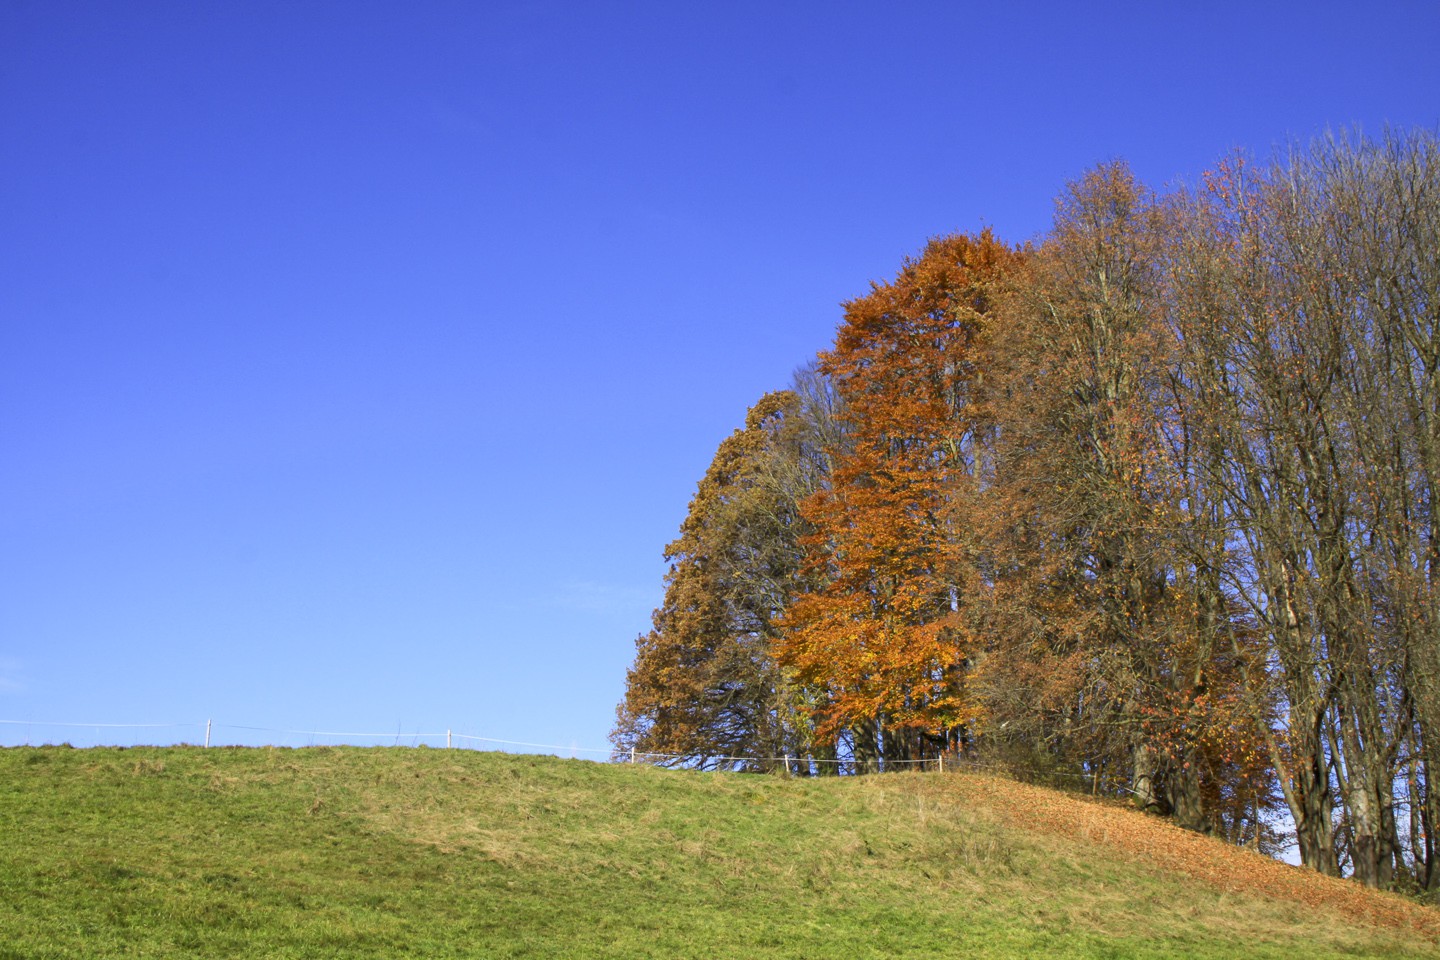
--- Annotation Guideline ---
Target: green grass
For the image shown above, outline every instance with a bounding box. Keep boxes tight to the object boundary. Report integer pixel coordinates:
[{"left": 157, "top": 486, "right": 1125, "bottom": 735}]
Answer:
[{"left": 0, "top": 746, "right": 1434, "bottom": 958}]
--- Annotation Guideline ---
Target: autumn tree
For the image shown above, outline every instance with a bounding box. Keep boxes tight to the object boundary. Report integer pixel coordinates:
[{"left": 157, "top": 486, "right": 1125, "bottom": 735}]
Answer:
[
  {"left": 612, "top": 386, "right": 835, "bottom": 770},
  {"left": 777, "top": 232, "right": 1024, "bottom": 770},
  {"left": 973, "top": 164, "right": 1273, "bottom": 836}
]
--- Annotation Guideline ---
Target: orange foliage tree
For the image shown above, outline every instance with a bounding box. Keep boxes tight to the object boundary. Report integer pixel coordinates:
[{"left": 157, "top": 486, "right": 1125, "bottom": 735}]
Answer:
[{"left": 776, "top": 232, "right": 1024, "bottom": 769}]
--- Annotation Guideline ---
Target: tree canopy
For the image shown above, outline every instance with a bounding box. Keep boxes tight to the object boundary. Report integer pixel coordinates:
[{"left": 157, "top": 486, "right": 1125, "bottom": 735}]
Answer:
[{"left": 613, "top": 129, "right": 1440, "bottom": 896}]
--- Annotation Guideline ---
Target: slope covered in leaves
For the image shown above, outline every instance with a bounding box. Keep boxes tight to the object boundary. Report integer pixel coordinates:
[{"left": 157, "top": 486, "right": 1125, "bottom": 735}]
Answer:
[
  {"left": 0, "top": 746, "right": 1434, "bottom": 959},
  {"left": 936, "top": 773, "right": 1439, "bottom": 937}
]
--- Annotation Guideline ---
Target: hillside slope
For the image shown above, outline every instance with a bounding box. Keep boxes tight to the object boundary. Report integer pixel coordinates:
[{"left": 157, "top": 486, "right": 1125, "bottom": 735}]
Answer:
[{"left": 0, "top": 746, "right": 1434, "bottom": 959}]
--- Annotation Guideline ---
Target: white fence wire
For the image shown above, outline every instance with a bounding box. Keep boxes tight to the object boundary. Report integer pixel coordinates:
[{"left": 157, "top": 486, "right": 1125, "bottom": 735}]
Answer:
[
  {"left": 0, "top": 718, "right": 956, "bottom": 772},
  {"left": 1, "top": 722, "right": 1153, "bottom": 784},
  {"left": 0, "top": 719, "right": 617, "bottom": 758}
]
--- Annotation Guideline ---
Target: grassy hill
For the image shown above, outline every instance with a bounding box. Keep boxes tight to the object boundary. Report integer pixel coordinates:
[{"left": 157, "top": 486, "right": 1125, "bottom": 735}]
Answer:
[{"left": 0, "top": 746, "right": 1435, "bottom": 959}]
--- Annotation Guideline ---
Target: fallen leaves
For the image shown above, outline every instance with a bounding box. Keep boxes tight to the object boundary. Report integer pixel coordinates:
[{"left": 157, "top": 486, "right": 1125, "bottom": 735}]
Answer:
[{"left": 943, "top": 773, "right": 1440, "bottom": 937}]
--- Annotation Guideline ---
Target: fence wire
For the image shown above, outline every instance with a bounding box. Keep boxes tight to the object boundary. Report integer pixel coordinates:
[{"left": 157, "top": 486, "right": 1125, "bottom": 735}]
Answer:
[
  {"left": 0, "top": 719, "right": 951, "bottom": 769},
  {"left": 0, "top": 719, "right": 1131, "bottom": 786}
]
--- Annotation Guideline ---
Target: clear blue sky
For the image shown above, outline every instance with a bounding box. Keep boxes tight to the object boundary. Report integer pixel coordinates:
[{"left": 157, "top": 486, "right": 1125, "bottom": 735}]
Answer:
[{"left": 3, "top": 1, "right": 1437, "bottom": 755}]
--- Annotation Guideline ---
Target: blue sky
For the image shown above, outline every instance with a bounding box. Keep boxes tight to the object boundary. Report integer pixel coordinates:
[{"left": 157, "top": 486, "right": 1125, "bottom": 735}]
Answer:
[{"left": 3, "top": 1, "right": 1438, "bottom": 755}]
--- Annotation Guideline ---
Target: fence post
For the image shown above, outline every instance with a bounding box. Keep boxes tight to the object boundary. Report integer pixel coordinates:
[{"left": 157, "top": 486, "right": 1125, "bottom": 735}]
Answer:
[
  {"left": 938, "top": 754, "right": 943, "bottom": 774},
  {"left": 784, "top": 754, "right": 792, "bottom": 776},
  {"left": 205, "top": 719, "right": 212, "bottom": 749},
  {"left": 630, "top": 746, "right": 637, "bottom": 764},
  {"left": 446, "top": 729, "right": 452, "bottom": 749}
]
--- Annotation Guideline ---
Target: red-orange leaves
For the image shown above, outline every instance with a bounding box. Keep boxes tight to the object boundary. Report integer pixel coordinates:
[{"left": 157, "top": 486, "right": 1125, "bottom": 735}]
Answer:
[{"left": 777, "top": 232, "right": 1023, "bottom": 751}]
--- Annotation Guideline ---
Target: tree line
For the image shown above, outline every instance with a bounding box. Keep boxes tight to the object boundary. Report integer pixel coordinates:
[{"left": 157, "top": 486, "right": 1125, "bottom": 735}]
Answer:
[{"left": 612, "top": 130, "right": 1440, "bottom": 895}]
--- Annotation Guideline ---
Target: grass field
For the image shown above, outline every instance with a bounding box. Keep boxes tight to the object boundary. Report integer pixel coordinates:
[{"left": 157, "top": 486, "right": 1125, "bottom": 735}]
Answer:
[{"left": 0, "top": 746, "right": 1435, "bottom": 958}]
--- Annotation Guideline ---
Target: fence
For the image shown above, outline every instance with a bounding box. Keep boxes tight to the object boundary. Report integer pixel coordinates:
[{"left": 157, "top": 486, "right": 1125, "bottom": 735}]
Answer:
[
  {"left": 0, "top": 719, "right": 970, "bottom": 773},
  {"left": 0, "top": 719, "right": 617, "bottom": 758},
  {"left": 0, "top": 719, "right": 1138, "bottom": 788},
  {"left": 0, "top": 719, "right": 1090, "bottom": 783}
]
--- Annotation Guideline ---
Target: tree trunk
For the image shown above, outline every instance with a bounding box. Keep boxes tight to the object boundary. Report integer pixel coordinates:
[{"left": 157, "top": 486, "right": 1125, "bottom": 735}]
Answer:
[{"left": 1132, "top": 742, "right": 1170, "bottom": 815}]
